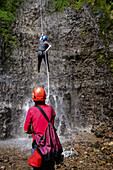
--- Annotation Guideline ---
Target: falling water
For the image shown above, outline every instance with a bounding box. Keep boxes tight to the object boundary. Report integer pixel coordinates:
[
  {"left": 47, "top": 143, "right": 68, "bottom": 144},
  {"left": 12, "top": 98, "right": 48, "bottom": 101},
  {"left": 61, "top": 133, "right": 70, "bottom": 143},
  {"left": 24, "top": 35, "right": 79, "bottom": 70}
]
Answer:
[
  {"left": 22, "top": 98, "right": 33, "bottom": 116},
  {"left": 52, "top": 95, "right": 71, "bottom": 137}
]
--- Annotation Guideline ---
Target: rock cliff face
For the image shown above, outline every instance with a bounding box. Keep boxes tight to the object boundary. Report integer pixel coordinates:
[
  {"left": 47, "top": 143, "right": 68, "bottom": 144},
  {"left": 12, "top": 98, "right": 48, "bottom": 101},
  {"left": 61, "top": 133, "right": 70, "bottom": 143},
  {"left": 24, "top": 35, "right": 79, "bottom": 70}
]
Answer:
[{"left": 0, "top": 0, "right": 113, "bottom": 138}]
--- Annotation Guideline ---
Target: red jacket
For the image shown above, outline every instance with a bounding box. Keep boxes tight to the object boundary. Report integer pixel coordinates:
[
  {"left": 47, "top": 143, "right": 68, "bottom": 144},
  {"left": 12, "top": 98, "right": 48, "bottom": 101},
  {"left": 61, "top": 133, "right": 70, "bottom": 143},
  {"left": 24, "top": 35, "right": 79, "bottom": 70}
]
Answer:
[{"left": 24, "top": 105, "right": 55, "bottom": 140}]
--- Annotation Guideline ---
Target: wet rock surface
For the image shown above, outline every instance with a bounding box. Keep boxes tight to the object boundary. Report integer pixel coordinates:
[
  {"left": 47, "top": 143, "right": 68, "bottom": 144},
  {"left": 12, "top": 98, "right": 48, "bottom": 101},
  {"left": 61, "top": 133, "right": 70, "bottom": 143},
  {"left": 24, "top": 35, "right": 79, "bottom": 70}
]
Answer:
[
  {"left": 0, "top": 0, "right": 112, "bottom": 146},
  {"left": 0, "top": 107, "right": 11, "bottom": 139},
  {"left": 0, "top": 0, "right": 113, "bottom": 138},
  {"left": 0, "top": 131, "right": 113, "bottom": 170}
]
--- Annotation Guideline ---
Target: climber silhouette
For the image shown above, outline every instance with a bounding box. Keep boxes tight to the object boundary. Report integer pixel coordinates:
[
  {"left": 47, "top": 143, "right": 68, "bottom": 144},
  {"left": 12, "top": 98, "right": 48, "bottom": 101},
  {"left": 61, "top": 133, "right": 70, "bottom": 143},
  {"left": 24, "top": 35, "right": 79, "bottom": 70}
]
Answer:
[{"left": 37, "top": 35, "right": 51, "bottom": 73}]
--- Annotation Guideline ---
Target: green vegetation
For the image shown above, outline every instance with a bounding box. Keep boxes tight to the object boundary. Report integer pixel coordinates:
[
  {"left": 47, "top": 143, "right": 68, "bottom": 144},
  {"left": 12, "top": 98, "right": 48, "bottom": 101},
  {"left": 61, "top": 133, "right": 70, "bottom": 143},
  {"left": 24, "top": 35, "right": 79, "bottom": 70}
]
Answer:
[
  {"left": 49, "top": 0, "right": 113, "bottom": 12},
  {"left": 50, "top": 0, "right": 113, "bottom": 34},
  {"left": 0, "top": 0, "right": 22, "bottom": 71},
  {"left": 49, "top": 0, "right": 113, "bottom": 73}
]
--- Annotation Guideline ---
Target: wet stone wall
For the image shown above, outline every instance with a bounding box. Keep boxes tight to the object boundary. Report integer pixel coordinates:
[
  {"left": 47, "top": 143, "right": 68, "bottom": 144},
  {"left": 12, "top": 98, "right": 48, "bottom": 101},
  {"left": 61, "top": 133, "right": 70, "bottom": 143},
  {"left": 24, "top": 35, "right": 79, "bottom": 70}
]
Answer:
[
  {"left": 0, "top": 0, "right": 113, "bottom": 138},
  {"left": 0, "top": 106, "right": 11, "bottom": 138}
]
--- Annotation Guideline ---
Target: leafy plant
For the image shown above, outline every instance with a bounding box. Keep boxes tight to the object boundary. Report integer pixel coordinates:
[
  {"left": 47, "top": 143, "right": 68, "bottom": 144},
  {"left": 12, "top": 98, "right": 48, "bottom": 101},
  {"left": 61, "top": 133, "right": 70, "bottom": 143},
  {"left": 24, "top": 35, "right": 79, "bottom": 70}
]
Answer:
[{"left": 0, "top": 0, "right": 23, "bottom": 72}]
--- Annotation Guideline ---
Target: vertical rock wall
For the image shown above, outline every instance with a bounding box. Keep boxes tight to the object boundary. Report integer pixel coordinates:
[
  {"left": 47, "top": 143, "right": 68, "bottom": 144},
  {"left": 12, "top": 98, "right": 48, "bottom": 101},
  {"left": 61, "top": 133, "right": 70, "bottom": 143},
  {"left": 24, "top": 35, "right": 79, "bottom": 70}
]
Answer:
[{"left": 0, "top": 0, "right": 113, "bottom": 138}]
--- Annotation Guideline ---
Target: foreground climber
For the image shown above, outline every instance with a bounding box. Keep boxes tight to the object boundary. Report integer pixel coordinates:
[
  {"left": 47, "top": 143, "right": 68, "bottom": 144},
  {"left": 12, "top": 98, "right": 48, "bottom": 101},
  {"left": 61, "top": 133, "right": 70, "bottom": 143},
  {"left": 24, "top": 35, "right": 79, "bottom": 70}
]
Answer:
[
  {"left": 24, "top": 87, "right": 56, "bottom": 170},
  {"left": 37, "top": 35, "right": 51, "bottom": 73}
]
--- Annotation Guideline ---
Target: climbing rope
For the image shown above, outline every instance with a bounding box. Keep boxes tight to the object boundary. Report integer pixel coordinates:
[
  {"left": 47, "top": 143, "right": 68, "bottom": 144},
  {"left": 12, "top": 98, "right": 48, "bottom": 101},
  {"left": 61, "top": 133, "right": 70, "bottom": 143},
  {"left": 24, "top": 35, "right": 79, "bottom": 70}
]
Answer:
[
  {"left": 38, "top": 0, "right": 50, "bottom": 101},
  {"left": 40, "top": 0, "right": 43, "bottom": 35},
  {"left": 45, "top": 52, "right": 50, "bottom": 101},
  {"left": 38, "top": 0, "right": 43, "bottom": 35}
]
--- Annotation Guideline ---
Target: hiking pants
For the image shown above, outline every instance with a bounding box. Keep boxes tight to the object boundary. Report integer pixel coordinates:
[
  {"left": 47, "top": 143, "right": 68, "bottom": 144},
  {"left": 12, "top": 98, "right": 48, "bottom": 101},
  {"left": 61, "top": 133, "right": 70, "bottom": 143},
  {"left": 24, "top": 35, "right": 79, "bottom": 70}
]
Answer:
[
  {"left": 32, "top": 162, "right": 55, "bottom": 170},
  {"left": 37, "top": 51, "right": 49, "bottom": 72}
]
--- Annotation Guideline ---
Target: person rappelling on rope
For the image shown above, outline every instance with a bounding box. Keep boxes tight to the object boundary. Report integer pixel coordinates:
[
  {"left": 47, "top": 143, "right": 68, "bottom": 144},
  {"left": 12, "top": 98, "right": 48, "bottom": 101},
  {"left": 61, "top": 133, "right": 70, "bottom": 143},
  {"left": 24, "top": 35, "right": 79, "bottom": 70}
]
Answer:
[{"left": 38, "top": 35, "right": 51, "bottom": 73}]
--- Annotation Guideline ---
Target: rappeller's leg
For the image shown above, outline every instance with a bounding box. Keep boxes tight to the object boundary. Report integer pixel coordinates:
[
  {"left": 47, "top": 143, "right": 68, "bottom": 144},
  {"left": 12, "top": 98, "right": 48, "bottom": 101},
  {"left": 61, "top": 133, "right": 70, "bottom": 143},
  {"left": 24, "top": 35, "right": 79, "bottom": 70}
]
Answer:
[{"left": 38, "top": 51, "right": 42, "bottom": 73}]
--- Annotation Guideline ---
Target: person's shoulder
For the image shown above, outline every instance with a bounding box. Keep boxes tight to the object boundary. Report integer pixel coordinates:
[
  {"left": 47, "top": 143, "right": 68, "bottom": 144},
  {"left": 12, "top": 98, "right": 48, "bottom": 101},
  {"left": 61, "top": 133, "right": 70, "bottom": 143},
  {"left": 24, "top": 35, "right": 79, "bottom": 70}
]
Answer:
[
  {"left": 46, "top": 105, "right": 55, "bottom": 113},
  {"left": 41, "top": 105, "right": 54, "bottom": 110},
  {"left": 28, "top": 106, "right": 38, "bottom": 112},
  {"left": 40, "top": 104, "right": 50, "bottom": 108},
  {"left": 39, "top": 39, "right": 43, "bottom": 43},
  {"left": 45, "top": 41, "right": 50, "bottom": 44},
  {"left": 45, "top": 104, "right": 53, "bottom": 108},
  {"left": 28, "top": 106, "right": 35, "bottom": 109}
]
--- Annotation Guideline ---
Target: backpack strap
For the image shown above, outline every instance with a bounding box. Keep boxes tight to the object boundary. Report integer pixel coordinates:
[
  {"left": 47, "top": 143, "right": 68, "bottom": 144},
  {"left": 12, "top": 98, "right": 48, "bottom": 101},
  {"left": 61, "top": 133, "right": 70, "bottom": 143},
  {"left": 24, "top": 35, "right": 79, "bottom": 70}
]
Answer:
[
  {"left": 50, "top": 106, "right": 53, "bottom": 121},
  {"left": 35, "top": 105, "right": 53, "bottom": 122}
]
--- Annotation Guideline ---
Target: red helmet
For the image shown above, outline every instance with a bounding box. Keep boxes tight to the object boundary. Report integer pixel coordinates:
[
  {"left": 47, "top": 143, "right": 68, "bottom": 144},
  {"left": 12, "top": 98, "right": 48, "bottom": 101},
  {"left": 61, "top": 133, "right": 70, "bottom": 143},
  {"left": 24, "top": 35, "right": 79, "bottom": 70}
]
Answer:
[{"left": 32, "top": 87, "right": 46, "bottom": 101}]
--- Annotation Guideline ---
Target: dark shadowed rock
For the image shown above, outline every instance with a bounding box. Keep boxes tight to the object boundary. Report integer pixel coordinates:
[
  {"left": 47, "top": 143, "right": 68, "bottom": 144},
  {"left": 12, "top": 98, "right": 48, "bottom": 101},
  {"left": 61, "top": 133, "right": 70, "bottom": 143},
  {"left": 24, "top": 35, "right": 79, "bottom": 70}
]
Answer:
[{"left": 0, "top": 107, "right": 11, "bottom": 139}]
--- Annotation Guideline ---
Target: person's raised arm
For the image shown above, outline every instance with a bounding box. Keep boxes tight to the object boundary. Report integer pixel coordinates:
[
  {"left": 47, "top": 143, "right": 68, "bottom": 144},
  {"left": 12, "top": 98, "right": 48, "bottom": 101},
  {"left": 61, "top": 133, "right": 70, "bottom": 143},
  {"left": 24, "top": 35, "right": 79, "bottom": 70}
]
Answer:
[{"left": 40, "top": 34, "right": 43, "bottom": 40}]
